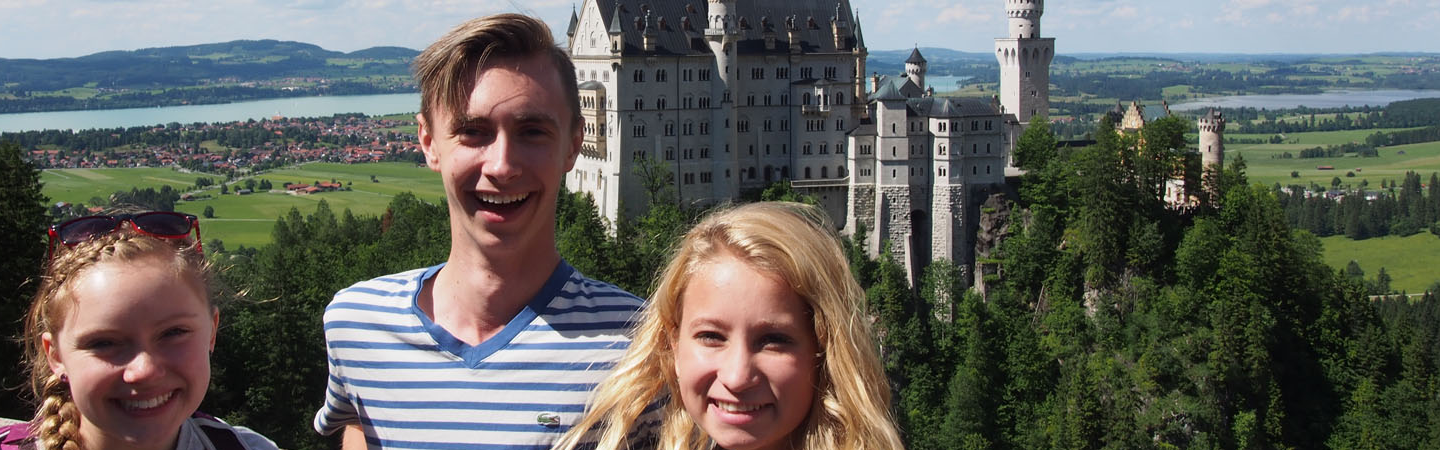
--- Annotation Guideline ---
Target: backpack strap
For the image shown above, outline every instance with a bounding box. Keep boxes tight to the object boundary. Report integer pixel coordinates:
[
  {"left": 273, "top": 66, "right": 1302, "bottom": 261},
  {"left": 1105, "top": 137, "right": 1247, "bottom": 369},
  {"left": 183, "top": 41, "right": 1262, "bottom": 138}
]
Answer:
[
  {"left": 0, "top": 422, "right": 36, "bottom": 450},
  {"left": 197, "top": 424, "right": 246, "bottom": 450}
]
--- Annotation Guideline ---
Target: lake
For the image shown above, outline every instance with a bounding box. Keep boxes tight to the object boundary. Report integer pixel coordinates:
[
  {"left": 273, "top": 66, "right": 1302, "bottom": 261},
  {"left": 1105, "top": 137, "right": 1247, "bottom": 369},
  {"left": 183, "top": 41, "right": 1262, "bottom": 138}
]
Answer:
[
  {"left": 1169, "top": 89, "right": 1440, "bottom": 111},
  {"left": 0, "top": 93, "right": 421, "bottom": 133}
]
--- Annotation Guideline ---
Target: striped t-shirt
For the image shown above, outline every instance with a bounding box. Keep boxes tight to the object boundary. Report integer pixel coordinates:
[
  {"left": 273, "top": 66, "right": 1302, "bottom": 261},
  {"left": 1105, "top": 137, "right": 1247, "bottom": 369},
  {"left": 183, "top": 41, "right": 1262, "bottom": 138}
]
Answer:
[{"left": 313, "top": 261, "right": 648, "bottom": 449}]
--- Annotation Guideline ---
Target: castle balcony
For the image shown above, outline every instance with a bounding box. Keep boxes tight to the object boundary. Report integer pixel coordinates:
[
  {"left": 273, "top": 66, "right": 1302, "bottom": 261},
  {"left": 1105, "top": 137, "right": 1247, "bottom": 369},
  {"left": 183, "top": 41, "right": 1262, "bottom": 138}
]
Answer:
[
  {"left": 791, "top": 177, "right": 849, "bottom": 189},
  {"left": 801, "top": 104, "right": 831, "bottom": 115}
]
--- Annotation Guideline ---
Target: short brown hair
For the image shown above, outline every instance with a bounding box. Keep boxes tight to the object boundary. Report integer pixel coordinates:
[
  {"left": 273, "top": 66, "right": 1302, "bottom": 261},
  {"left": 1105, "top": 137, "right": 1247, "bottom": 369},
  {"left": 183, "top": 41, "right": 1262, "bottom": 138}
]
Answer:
[{"left": 413, "top": 13, "right": 581, "bottom": 129}]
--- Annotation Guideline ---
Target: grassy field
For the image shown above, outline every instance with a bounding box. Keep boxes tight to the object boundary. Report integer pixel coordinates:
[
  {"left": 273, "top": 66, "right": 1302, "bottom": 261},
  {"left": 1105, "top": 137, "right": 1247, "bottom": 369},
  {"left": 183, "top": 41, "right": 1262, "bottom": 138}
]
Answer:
[
  {"left": 1228, "top": 128, "right": 1440, "bottom": 187},
  {"left": 1321, "top": 233, "right": 1440, "bottom": 294},
  {"left": 41, "top": 162, "right": 443, "bottom": 249},
  {"left": 40, "top": 167, "right": 218, "bottom": 205}
]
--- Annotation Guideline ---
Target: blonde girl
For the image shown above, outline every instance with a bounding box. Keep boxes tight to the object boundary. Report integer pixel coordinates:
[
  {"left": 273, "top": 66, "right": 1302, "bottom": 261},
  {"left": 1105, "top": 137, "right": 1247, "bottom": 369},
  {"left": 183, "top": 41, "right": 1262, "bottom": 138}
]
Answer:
[
  {"left": 2, "top": 212, "right": 274, "bottom": 450},
  {"left": 557, "top": 202, "right": 904, "bottom": 450}
]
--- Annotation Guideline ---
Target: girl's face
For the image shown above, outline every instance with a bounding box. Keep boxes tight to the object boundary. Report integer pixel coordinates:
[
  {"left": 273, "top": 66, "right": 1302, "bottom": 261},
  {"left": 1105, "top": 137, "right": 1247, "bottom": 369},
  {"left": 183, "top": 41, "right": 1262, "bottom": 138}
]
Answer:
[
  {"left": 673, "top": 254, "right": 818, "bottom": 450},
  {"left": 43, "top": 254, "right": 217, "bottom": 450}
]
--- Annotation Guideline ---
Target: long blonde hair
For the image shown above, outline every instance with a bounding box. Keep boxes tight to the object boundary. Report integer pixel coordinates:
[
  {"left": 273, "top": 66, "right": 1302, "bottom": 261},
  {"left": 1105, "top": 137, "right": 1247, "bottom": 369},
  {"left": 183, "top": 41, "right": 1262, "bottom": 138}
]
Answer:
[
  {"left": 21, "top": 230, "right": 210, "bottom": 450},
  {"left": 556, "top": 202, "right": 904, "bottom": 450}
]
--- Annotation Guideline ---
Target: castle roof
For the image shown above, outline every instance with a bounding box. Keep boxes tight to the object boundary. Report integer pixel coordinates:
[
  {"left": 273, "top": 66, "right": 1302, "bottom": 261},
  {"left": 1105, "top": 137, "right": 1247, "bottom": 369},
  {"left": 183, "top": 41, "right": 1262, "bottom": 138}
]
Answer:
[
  {"left": 869, "top": 74, "right": 924, "bottom": 101},
  {"left": 906, "top": 47, "right": 926, "bottom": 64},
  {"left": 577, "top": 80, "right": 606, "bottom": 90},
  {"left": 907, "top": 97, "right": 997, "bottom": 118},
  {"left": 590, "top": 0, "right": 860, "bottom": 56}
]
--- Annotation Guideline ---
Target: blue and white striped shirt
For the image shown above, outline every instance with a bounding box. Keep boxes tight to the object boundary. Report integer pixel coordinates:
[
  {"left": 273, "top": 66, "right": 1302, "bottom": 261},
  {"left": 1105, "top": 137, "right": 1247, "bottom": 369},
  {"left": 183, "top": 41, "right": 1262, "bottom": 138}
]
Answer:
[{"left": 313, "top": 261, "right": 647, "bottom": 449}]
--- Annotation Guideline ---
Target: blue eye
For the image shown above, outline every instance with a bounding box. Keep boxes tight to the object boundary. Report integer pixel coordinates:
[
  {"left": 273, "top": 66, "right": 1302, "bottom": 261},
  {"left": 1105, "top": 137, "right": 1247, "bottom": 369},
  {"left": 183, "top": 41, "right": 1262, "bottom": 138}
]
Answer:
[{"left": 695, "top": 331, "right": 725, "bottom": 345}]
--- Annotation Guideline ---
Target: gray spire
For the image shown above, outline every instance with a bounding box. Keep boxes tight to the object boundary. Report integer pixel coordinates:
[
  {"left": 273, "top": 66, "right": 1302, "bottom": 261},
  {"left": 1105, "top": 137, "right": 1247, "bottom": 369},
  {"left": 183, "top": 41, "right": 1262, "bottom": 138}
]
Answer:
[
  {"left": 608, "top": 4, "right": 623, "bottom": 34},
  {"left": 567, "top": 4, "right": 579, "bottom": 38},
  {"left": 906, "top": 47, "right": 926, "bottom": 64}
]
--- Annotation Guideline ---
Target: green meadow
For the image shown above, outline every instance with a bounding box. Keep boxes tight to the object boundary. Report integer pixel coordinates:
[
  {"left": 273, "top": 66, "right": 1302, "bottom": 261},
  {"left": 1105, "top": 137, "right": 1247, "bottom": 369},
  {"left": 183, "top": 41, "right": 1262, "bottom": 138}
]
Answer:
[
  {"left": 1321, "top": 233, "right": 1440, "bottom": 294},
  {"left": 1227, "top": 128, "right": 1440, "bottom": 188},
  {"left": 40, "top": 167, "right": 215, "bottom": 205},
  {"left": 41, "top": 162, "right": 444, "bottom": 249}
]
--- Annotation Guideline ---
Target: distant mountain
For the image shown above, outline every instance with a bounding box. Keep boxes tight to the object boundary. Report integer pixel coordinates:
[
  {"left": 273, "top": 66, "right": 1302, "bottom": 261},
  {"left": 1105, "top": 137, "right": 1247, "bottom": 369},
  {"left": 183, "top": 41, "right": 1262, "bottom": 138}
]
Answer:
[
  {"left": 345, "top": 46, "right": 421, "bottom": 60},
  {"left": 0, "top": 40, "right": 419, "bottom": 93}
]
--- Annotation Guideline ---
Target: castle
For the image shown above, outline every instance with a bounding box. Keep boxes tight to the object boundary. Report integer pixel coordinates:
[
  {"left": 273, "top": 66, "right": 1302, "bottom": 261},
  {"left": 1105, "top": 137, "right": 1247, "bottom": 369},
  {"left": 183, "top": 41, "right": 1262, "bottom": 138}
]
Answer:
[{"left": 563, "top": 0, "right": 1053, "bottom": 285}]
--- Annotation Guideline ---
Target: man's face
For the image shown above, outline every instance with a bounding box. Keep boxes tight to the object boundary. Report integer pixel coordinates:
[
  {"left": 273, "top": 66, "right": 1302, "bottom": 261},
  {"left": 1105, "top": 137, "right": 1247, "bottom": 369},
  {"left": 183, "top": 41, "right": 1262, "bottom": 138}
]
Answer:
[{"left": 418, "top": 53, "right": 581, "bottom": 258}]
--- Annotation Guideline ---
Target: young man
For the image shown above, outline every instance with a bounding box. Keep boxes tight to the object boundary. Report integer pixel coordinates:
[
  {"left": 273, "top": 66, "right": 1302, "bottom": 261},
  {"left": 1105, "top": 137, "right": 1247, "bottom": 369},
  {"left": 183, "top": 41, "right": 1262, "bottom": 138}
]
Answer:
[{"left": 313, "top": 14, "right": 650, "bottom": 449}]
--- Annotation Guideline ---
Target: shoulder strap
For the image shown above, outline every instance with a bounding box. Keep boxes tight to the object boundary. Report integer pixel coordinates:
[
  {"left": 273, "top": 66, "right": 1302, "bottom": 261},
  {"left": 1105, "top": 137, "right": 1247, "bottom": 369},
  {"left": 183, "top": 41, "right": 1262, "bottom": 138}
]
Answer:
[
  {"left": 0, "top": 422, "right": 35, "bottom": 450},
  {"left": 197, "top": 422, "right": 246, "bottom": 450}
]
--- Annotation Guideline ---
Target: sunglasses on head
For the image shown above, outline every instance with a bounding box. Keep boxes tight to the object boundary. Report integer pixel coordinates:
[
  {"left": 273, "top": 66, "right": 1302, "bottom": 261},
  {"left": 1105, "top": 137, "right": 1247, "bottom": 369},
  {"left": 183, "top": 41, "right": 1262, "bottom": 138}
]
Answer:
[{"left": 47, "top": 212, "right": 203, "bottom": 259}]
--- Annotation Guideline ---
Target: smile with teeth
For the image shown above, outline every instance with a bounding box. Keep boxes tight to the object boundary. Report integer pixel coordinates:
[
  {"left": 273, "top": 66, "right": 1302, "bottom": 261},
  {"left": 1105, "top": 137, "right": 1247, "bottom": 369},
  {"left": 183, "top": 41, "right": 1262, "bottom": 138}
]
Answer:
[
  {"left": 120, "top": 391, "right": 174, "bottom": 411},
  {"left": 713, "top": 399, "right": 767, "bottom": 413},
  {"left": 478, "top": 192, "right": 529, "bottom": 205}
]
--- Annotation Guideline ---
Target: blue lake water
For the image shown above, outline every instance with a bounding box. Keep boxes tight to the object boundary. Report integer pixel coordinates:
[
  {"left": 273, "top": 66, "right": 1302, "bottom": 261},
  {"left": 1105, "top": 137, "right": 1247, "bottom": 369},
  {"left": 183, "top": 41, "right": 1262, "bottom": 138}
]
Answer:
[
  {"left": 5, "top": 88, "right": 1440, "bottom": 133},
  {"left": 1168, "top": 89, "right": 1440, "bottom": 111},
  {"left": 0, "top": 93, "right": 421, "bottom": 133}
]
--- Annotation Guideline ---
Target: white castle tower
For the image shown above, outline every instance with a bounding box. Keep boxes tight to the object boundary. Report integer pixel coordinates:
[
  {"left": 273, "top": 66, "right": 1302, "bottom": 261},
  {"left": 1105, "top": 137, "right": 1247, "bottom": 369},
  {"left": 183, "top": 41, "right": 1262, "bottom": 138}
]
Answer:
[
  {"left": 995, "top": 0, "right": 1053, "bottom": 125},
  {"left": 1198, "top": 108, "right": 1225, "bottom": 171},
  {"left": 705, "top": 0, "right": 741, "bottom": 200},
  {"left": 905, "top": 47, "right": 927, "bottom": 93}
]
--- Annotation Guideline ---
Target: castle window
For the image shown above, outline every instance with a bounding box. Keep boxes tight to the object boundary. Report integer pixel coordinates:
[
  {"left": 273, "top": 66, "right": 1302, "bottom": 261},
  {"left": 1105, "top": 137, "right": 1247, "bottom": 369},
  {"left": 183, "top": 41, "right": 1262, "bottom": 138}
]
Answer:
[
  {"left": 633, "top": 70, "right": 644, "bottom": 82},
  {"left": 973, "top": 144, "right": 978, "bottom": 154},
  {"left": 940, "top": 122, "right": 946, "bottom": 132},
  {"left": 738, "top": 120, "right": 749, "bottom": 132},
  {"left": 780, "top": 120, "right": 789, "bottom": 131},
  {"left": 665, "top": 148, "right": 674, "bottom": 160},
  {"left": 835, "top": 119, "right": 844, "bottom": 130},
  {"left": 635, "top": 98, "right": 644, "bottom": 110},
  {"left": 746, "top": 94, "right": 755, "bottom": 106},
  {"left": 657, "top": 69, "right": 668, "bottom": 82},
  {"left": 838, "top": 166, "right": 845, "bottom": 177},
  {"left": 803, "top": 93, "right": 811, "bottom": 105},
  {"left": 780, "top": 94, "right": 788, "bottom": 105},
  {"left": 700, "top": 121, "right": 710, "bottom": 135},
  {"left": 972, "top": 120, "right": 979, "bottom": 131},
  {"left": 748, "top": 145, "right": 754, "bottom": 155},
  {"left": 939, "top": 144, "right": 947, "bottom": 155},
  {"left": 939, "top": 167, "right": 946, "bottom": 177},
  {"left": 824, "top": 66, "right": 836, "bottom": 79},
  {"left": 987, "top": 143, "right": 992, "bottom": 153},
  {"left": 803, "top": 143, "right": 812, "bottom": 155},
  {"left": 800, "top": 67, "right": 812, "bottom": 79},
  {"left": 751, "top": 68, "right": 765, "bottom": 79},
  {"left": 763, "top": 119, "right": 773, "bottom": 131},
  {"left": 820, "top": 143, "right": 828, "bottom": 154},
  {"left": 821, "top": 166, "right": 828, "bottom": 178},
  {"left": 776, "top": 67, "right": 789, "bottom": 79},
  {"left": 749, "top": 167, "right": 757, "bottom": 179},
  {"left": 985, "top": 120, "right": 993, "bottom": 130},
  {"left": 664, "top": 122, "right": 675, "bottom": 136},
  {"left": 765, "top": 144, "right": 771, "bottom": 155},
  {"left": 701, "top": 147, "right": 710, "bottom": 158},
  {"left": 764, "top": 94, "right": 772, "bottom": 106},
  {"left": 699, "top": 69, "right": 711, "bottom": 81},
  {"left": 805, "top": 167, "right": 812, "bottom": 179},
  {"left": 657, "top": 97, "right": 667, "bottom": 109},
  {"left": 973, "top": 166, "right": 977, "bottom": 175},
  {"left": 682, "top": 69, "right": 693, "bottom": 81},
  {"left": 632, "top": 125, "right": 646, "bottom": 137}
]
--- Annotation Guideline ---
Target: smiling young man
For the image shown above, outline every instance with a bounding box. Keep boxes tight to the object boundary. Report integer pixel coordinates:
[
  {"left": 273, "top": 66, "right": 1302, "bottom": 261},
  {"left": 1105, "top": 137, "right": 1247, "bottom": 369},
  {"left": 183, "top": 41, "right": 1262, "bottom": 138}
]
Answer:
[{"left": 312, "top": 14, "right": 649, "bottom": 450}]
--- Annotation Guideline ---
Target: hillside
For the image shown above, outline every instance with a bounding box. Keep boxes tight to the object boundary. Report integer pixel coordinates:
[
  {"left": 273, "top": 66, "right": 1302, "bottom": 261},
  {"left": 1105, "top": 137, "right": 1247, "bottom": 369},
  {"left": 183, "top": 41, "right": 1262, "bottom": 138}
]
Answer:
[{"left": 0, "top": 40, "right": 419, "bottom": 113}]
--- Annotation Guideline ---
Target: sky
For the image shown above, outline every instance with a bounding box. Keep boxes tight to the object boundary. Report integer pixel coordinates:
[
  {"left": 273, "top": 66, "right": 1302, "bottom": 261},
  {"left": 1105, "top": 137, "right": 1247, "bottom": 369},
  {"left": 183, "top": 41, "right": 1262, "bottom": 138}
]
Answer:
[{"left": 1, "top": 0, "right": 1437, "bottom": 59}]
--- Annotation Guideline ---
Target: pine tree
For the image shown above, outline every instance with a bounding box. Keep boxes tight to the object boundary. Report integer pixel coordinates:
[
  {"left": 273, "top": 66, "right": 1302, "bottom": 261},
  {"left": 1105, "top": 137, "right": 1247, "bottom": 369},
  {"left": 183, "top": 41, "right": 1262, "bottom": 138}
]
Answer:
[{"left": 0, "top": 140, "right": 49, "bottom": 419}]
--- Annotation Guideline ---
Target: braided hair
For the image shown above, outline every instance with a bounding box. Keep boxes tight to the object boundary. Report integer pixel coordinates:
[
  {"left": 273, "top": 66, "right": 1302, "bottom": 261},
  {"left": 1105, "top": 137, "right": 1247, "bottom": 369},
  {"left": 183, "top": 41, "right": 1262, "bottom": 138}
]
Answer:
[{"left": 20, "top": 229, "right": 210, "bottom": 450}]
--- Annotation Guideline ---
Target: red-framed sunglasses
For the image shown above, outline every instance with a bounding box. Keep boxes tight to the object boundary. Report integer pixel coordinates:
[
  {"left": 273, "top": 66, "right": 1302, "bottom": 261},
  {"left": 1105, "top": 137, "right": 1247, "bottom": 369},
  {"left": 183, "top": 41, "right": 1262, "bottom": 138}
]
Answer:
[{"left": 47, "top": 212, "right": 203, "bottom": 259}]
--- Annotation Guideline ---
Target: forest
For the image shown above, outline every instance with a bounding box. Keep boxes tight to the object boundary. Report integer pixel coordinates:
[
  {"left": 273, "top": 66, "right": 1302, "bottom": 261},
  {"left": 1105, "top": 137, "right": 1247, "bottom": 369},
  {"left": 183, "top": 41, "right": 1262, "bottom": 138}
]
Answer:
[{"left": 3, "top": 115, "right": 1439, "bottom": 450}]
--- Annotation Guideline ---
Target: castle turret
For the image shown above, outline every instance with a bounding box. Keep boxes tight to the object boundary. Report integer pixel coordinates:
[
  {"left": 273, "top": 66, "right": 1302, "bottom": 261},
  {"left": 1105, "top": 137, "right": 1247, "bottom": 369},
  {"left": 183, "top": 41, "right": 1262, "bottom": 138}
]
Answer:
[
  {"left": 705, "top": 0, "right": 740, "bottom": 200},
  {"left": 1007, "top": 0, "right": 1043, "bottom": 39},
  {"left": 1198, "top": 108, "right": 1225, "bottom": 170},
  {"left": 995, "top": 0, "right": 1053, "bottom": 125},
  {"left": 607, "top": 4, "right": 624, "bottom": 54},
  {"left": 905, "top": 47, "right": 928, "bottom": 93}
]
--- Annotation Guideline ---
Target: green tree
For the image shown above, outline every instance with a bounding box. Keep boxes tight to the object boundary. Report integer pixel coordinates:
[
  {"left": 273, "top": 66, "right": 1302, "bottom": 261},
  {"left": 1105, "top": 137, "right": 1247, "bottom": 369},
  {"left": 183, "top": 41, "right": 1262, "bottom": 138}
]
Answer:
[
  {"left": 0, "top": 140, "right": 49, "bottom": 419},
  {"left": 203, "top": 205, "right": 215, "bottom": 218}
]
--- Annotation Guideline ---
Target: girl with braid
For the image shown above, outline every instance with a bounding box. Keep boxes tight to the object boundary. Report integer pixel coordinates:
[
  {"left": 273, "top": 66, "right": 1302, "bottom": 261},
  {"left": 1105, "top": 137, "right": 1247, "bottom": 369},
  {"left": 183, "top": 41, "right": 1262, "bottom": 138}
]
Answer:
[{"left": 1, "top": 212, "right": 275, "bottom": 450}]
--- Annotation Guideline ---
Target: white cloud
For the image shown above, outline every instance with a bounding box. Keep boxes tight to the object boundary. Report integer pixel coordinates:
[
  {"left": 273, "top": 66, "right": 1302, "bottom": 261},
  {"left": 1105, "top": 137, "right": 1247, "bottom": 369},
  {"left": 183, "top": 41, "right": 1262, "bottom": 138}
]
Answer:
[
  {"left": 935, "top": 3, "right": 987, "bottom": 24},
  {"left": 1111, "top": 5, "right": 1138, "bottom": 19}
]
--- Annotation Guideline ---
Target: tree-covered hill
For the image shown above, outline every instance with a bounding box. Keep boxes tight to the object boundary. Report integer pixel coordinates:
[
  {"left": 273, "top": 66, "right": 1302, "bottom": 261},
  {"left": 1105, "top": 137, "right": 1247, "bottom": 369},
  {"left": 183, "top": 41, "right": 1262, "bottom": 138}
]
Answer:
[{"left": 0, "top": 40, "right": 419, "bottom": 113}]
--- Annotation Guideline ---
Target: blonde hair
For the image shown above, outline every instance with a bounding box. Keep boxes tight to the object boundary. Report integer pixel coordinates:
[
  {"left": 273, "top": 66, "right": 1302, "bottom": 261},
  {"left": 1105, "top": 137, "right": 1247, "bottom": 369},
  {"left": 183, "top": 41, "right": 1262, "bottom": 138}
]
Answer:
[
  {"left": 412, "top": 13, "right": 581, "bottom": 129},
  {"left": 21, "top": 230, "right": 211, "bottom": 450},
  {"left": 556, "top": 202, "right": 904, "bottom": 450}
]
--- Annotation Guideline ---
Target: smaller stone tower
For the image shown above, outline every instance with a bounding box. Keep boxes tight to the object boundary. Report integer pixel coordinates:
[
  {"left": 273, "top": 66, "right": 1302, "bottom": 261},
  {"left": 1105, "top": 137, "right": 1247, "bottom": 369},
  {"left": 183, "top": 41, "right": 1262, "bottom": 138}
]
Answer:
[
  {"left": 1007, "top": 0, "right": 1043, "bottom": 38},
  {"left": 1198, "top": 108, "right": 1225, "bottom": 171},
  {"left": 905, "top": 47, "right": 927, "bottom": 92}
]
